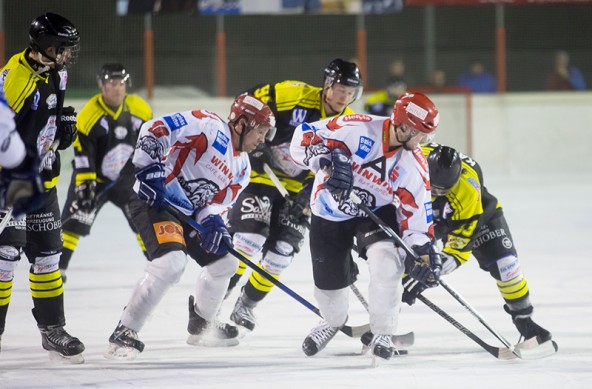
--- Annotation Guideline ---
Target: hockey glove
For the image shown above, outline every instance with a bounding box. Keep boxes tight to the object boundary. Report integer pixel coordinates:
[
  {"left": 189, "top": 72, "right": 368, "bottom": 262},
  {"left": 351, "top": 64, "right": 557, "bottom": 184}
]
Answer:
[
  {"left": 323, "top": 148, "right": 353, "bottom": 200},
  {"left": 70, "top": 180, "right": 96, "bottom": 213},
  {"left": 282, "top": 189, "right": 311, "bottom": 224},
  {"left": 57, "top": 106, "right": 78, "bottom": 150},
  {"left": 0, "top": 150, "right": 44, "bottom": 217},
  {"left": 135, "top": 163, "right": 166, "bottom": 208},
  {"left": 248, "top": 143, "right": 274, "bottom": 174},
  {"left": 404, "top": 241, "right": 442, "bottom": 287},
  {"left": 401, "top": 274, "right": 427, "bottom": 306},
  {"left": 199, "top": 214, "right": 232, "bottom": 256}
]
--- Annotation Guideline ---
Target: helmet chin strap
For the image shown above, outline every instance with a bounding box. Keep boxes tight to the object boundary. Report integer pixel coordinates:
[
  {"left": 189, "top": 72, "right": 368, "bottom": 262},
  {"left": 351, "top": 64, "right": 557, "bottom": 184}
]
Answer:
[{"left": 395, "top": 127, "right": 415, "bottom": 150}]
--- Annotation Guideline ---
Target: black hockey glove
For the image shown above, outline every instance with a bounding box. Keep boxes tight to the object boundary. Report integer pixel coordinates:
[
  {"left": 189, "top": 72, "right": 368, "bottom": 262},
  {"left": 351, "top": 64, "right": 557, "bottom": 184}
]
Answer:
[
  {"left": 70, "top": 180, "right": 96, "bottom": 213},
  {"left": 57, "top": 106, "right": 78, "bottom": 150},
  {"left": 401, "top": 274, "right": 427, "bottom": 306},
  {"left": 404, "top": 241, "right": 442, "bottom": 288},
  {"left": 0, "top": 149, "right": 44, "bottom": 216},
  {"left": 248, "top": 143, "right": 273, "bottom": 174},
  {"left": 199, "top": 214, "right": 232, "bottom": 256},
  {"left": 281, "top": 189, "right": 311, "bottom": 225},
  {"left": 322, "top": 148, "right": 353, "bottom": 200},
  {"left": 135, "top": 163, "right": 166, "bottom": 208}
]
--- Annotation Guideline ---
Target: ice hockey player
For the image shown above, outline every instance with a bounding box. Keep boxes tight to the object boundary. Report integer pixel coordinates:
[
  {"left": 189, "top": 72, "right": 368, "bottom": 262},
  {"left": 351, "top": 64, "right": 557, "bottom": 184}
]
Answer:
[
  {"left": 0, "top": 13, "right": 84, "bottom": 362},
  {"left": 402, "top": 143, "right": 553, "bottom": 346},
  {"left": 59, "top": 63, "right": 152, "bottom": 281},
  {"left": 105, "top": 95, "right": 276, "bottom": 360},
  {"left": 226, "top": 58, "right": 363, "bottom": 333},
  {"left": 364, "top": 76, "right": 407, "bottom": 116},
  {"left": 289, "top": 92, "right": 442, "bottom": 361}
]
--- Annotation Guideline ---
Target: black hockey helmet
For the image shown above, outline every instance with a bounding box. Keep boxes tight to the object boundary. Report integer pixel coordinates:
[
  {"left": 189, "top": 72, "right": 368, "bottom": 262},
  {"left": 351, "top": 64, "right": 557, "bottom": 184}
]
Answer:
[
  {"left": 29, "top": 13, "right": 80, "bottom": 68},
  {"left": 427, "top": 145, "right": 462, "bottom": 196},
  {"left": 97, "top": 63, "right": 131, "bottom": 87},
  {"left": 323, "top": 58, "right": 363, "bottom": 102}
]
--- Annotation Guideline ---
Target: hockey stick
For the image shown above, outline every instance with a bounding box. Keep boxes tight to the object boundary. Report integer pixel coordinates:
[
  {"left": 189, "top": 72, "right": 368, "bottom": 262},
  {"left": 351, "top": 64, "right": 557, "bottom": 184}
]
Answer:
[
  {"left": 415, "top": 293, "right": 514, "bottom": 360},
  {"left": 164, "top": 201, "right": 369, "bottom": 338},
  {"left": 263, "top": 163, "right": 311, "bottom": 217},
  {"left": 348, "top": 191, "right": 523, "bottom": 358}
]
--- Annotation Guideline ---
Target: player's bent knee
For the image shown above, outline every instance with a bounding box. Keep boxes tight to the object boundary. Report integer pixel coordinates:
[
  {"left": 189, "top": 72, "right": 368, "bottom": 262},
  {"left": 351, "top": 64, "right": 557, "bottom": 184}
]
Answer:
[
  {"left": 206, "top": 254, "right": 239, "bottom": 279},
  {"left": 233, "top": 232, "right": 266, "bottom": 257},
  {"left": 0, "top": 246, "right": 20, "bottom": 281},
  {"left": 32, "top": 251, "right": 60, "bottom": 274},
  {"left": 261, "top": 250, "right": 293, "bottom": 276},
  {"left": 147, "top": 250, "right": 187, "bottom": 284}
]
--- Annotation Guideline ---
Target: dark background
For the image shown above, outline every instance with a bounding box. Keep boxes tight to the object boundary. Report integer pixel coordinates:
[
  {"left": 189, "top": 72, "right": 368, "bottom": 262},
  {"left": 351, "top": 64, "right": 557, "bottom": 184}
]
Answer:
[{"left": 3, "top": 1, "right": 591, "bottom": 96}]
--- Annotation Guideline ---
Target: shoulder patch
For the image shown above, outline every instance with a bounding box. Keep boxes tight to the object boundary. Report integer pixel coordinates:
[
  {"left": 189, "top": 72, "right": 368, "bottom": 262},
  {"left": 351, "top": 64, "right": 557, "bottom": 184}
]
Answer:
[
  {"left": 355, "top": 135, "right": 375, "bottom": 158},
  {"left": 213, "top": 130, "right": 230, "bottom": 154},
  {"left": 163, "top": 113, "right": 187, "bottom": 131}
]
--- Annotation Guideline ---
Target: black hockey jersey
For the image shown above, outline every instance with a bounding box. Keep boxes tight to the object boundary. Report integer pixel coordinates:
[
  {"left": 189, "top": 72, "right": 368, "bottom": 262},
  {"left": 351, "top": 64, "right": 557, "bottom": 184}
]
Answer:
[
  {"left": 246, "top": 80, "right": 355, "bottom": 193},
  {"left": 421, "top": 143, "right": 502, "bottom": 264},
  {"left": 1, "top": 49, "right": 68, "bottom": 189},
  {"left": 72, "top": 93, "right": 152, "bottom": 186}
]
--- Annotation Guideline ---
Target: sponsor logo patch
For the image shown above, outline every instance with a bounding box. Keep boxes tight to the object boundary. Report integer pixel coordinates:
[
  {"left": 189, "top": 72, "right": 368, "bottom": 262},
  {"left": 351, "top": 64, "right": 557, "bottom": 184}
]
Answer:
[
  {"left": 355, "top": 136, "right": 375, "bottom": 158},
  {"left": 153, "top": 221, "right": 185, "bottom": 245},
  {"left": 213, "top": 130, "right": 229, "bottom": 154},
  {"left": 163, "top": 113, "right": 188, "bottom": 131},
  {"left": 424, "top": 202, "right": 433, "bottom": 223}
]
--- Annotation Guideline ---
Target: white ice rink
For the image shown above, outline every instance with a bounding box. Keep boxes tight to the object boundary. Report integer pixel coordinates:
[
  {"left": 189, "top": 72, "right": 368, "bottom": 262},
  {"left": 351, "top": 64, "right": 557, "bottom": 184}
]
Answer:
[{"left": 1, "top": 175, "right": 590, "bottom": 388}]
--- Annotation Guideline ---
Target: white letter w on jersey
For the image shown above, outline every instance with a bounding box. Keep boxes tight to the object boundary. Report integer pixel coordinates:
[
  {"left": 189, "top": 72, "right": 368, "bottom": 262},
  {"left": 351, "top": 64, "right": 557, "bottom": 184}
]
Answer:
[{"left": 290, "top": 109, "right": 308, "bottom": 127}]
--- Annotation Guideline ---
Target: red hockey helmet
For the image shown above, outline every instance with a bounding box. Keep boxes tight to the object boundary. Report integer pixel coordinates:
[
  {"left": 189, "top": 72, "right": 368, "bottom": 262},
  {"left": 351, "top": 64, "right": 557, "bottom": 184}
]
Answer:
[
  {"left": 228, "top": 94, "right": 276, "bottom": 141},
  {"left": 392, "top": 92, "right": 439, "bottom": 134}
]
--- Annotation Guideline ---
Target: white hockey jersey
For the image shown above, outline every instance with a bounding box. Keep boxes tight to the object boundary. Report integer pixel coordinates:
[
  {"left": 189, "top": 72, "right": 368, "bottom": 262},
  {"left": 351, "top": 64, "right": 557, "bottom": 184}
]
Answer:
[
  {"left": 133, "top": 109, "right": 251, "bottom": 223},
  {"left": 290, "top": 114, "right": 434, "bottom": 247},
  {"left": 0, "top": 92, "right": 25, "bottom": 169}
]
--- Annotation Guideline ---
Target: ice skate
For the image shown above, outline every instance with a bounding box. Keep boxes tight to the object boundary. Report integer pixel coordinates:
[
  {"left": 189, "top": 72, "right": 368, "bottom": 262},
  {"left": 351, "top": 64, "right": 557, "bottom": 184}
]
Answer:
[
  {"left": 302, "top": 320, "right": 340, "bottom": 356},
  {"left": 230, "top": 291, "right": 257, "bottom": 332},
  {"left": 369, "top": 334, "right": 396, "bottom": 367},
  {"left": 187, "top": 295, "right": 239, "bottom": 347},
  {"left": 104, "top": 322, "right": 144, "bottom": 361},
  {"left": 39, "top": 325, "right": 85, "bottom": 364},
  {"left": 504, "top": 304, "right": 552, "bottom": 343}
]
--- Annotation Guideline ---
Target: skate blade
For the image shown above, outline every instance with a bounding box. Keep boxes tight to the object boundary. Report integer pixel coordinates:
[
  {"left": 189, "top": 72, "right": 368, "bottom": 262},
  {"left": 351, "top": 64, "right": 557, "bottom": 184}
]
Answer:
[
  {"left": 497, "top": 337, "right": 558, "bottom": 360},
  {"left": 104, "top": 343, "right": 140, "bottom": 361},
  {"left": 47, "top": 350, "right": 84, "bottom": 364},
  {"left": 187, "top": 334, "right": 239, "bottom": 347}
]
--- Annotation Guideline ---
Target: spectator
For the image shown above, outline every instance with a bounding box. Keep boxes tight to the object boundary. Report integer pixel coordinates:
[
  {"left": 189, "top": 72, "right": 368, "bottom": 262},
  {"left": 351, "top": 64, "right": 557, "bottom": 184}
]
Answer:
[
  {"left": 388, "top": 58, "right": 412, "bottom": 86},
  {"left": 429, "top": 69, "right": 447, "bottom": 91},
  {"left": 456, "top": 59, "right": 496, "bottom": 93},
  {"left": 365, "top": 76, "right": 407, "bottom": 116},
  {"left": 545, "top": 50, "right": 586, "bottom": 91}
]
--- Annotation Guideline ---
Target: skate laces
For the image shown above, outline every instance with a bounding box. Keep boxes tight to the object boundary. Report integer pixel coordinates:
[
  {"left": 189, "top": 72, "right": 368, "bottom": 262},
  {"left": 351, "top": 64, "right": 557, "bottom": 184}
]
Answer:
[
  {"left": 114, "top": 325, "right": 139, "bottom": 341},
  {"left": 44, "top": 326, "right": 76, "bottom": 347},
  {"left": 309, "top": 321, "right": 338, "bottom": 345}
]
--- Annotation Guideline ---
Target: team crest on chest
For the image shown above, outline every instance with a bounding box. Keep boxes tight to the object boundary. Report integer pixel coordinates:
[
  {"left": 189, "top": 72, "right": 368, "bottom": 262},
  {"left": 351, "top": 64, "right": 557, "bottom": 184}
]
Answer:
[{"left": 114, "top": 126, "right": 127, "bottom": 139}]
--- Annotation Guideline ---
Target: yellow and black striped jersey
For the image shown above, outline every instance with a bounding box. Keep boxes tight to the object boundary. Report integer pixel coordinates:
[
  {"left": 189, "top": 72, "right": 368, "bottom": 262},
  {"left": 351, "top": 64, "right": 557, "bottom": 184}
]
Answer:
[
  {"left": 245, "top": 80, "right": 355, "bottom": 193},
  {"left": 421, "top": 143, "right": 501, "bottom": 265},
  {"left": 72, "top": 93, "right": 152, "bottom": 186},
  {"left": 1, "top": 49, "right": 67, "bottom": 190}
]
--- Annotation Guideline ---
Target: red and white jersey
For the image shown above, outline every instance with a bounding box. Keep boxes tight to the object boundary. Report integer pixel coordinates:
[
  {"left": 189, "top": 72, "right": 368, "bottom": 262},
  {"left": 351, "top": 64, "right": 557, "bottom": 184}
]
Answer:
[
  {"left": 0, "top": 93, "right": 25, "bottom": 169},
  {"left": 133, "top": 109, "right": 251, "bottom": 223},
  {"left": 290, "top": 114, "right": 434, "bottom": 247}
]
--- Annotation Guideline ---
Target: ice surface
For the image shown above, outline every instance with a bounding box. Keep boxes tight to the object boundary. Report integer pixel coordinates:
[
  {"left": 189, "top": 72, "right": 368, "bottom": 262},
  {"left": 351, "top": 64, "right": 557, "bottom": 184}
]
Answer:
[{"left": 1, "top": 176, "right": 590, "bottom": 388}]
